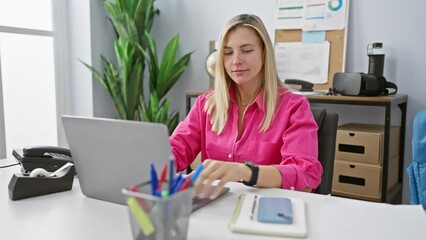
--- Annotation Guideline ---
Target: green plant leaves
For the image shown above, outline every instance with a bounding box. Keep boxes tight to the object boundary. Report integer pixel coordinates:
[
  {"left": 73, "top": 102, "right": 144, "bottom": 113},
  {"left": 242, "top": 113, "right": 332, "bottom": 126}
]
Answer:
[
  {"left": 144, "top": 32, "right": 193, "bottom": 99},
  {"left": 138, "top": 31, "right": 193, "bottom": 133},
  {"left": 139, "top": 92, "right": 179, "bottom": 135},
  {"left": 114, "top": 38, "right": 145, "bottom": 120},
  {"left": 83, "top": 0, "right": 192, "bottom": 134}
]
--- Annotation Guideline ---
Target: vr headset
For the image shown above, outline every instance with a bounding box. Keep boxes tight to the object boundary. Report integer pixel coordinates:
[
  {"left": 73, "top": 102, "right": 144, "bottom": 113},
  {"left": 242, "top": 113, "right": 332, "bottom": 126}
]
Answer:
[{"left": 332, "top": 72, "right": 398, "bottom": 96}]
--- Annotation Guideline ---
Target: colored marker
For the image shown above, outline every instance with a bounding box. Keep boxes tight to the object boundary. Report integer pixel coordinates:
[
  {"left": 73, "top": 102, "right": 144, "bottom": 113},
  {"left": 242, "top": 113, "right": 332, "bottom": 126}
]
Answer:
[
  {"left": 178, "top": 177, "right": 192, "bottom": 191},
  {"left": 129, "top": 185, "right": 151, "bottom": 211},
  {"left": 168, "top": 158, "right": 175, "bottom": 194},
  {"left": 150, "top": 163, "right": 159, "bottom": 196},
  {"left": 171, "top": 174, "right": 186, "bottom": 194},
  {"left": 127, "top": 197, "right": 155, "bottom": 236},
  {"left": 161, "top": 190, "right": 169, "bottom": 198},
  {"left": 157, "top": 163, "right": 168, "bottom": 190},
  {"left": 191, "top": 164, "right": 204, "bottom": 184}
]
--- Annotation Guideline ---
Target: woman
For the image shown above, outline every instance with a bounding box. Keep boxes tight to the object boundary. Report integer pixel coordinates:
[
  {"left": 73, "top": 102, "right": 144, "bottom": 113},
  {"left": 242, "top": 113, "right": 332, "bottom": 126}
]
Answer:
[{"left": 170, "top": 14, "right": 322, "bottom": 198}]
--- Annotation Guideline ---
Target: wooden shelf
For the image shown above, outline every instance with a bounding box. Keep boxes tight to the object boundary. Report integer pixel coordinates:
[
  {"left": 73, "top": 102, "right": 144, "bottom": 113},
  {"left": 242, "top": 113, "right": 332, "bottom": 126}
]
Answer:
[{"left": 311, "top": 94, "right": 407, "bottom": 203}]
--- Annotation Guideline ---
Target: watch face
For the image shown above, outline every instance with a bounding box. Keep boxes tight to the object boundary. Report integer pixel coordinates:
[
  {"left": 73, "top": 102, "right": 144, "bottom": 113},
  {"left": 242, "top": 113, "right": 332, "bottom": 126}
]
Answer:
[{"left": 245, "top": 161, "right": 258, "bottom": 168}]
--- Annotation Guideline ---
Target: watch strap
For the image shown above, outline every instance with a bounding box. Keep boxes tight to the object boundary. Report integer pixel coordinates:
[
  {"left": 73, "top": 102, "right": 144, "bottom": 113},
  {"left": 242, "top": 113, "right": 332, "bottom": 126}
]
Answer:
[{"left": 242, "top": 161, "right": 259, "bottom": 186}]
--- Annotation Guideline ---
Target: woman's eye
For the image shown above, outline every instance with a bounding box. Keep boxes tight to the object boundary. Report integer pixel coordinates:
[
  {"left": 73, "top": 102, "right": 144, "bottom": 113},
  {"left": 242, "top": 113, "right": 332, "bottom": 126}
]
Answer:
[
  {"left": 224, "top": 51, "right": 233, "bottom": 56},
  {"left": 243, "top": 49, "right": 253, "bottom": 54}
]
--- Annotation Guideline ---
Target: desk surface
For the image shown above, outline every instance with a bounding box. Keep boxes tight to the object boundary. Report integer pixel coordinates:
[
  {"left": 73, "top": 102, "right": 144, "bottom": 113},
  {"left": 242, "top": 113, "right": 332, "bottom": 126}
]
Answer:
[{"left": 1, "top": 159, "right": 425, "bottom": 240}]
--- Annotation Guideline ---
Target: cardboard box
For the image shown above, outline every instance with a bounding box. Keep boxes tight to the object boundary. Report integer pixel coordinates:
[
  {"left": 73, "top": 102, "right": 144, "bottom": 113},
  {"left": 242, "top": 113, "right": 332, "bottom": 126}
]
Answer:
[
  {"left": 332, "top": 155, "right": 399, "bottom": 201},
  {"left": 335, "top": 124, "right": 399, "bottom": 165}
]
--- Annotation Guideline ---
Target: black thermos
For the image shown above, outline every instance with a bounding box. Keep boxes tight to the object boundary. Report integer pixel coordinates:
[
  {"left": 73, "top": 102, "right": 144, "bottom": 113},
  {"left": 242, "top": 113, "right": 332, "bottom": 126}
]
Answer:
[{"left": 367, "top": 42, "right": 385, "bottom": 76}]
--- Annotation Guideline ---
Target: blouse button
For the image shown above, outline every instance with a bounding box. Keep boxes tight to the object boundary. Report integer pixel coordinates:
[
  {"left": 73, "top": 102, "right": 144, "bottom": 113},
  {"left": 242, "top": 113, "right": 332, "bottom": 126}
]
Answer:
[{"left": 228, "top": 153, "right": 232, "bottom": 158}]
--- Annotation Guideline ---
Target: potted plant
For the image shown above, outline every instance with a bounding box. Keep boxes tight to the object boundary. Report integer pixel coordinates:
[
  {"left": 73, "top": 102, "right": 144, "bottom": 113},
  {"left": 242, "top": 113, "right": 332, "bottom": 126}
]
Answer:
[
  {"left": 139, "top": 32, "right": 193, "bottom": 134},
  {"left": 83, "top": 0, "right": 192, "bottom": 134}
]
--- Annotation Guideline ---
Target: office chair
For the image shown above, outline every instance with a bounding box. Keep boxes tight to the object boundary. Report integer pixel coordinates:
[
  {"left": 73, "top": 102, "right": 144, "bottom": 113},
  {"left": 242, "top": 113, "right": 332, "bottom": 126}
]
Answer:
[{"left": 310, "top": 107, "right": 339, "bottom": 195}]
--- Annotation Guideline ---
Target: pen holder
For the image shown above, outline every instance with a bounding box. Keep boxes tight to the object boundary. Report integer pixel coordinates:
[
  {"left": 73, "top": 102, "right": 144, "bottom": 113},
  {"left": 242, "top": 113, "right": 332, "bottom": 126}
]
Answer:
[
  {"left": 122, "top": 181, "right": 193, "bottom": 240},
  {"left": 8, "top": 166, "right": 75, "bottom": 200}
]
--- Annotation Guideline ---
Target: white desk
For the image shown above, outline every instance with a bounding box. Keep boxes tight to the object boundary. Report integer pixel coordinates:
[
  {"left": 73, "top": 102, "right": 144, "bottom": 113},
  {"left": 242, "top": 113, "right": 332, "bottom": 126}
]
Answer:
[{"left": 1, "top": 159, "right": 426, "bottom": 240}]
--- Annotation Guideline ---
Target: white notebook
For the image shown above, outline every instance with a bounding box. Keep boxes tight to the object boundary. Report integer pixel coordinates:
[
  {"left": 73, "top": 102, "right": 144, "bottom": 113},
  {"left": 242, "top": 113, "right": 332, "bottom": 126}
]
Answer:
[{"left": 228, "top": 193, "right": 307, "bottom": 238}]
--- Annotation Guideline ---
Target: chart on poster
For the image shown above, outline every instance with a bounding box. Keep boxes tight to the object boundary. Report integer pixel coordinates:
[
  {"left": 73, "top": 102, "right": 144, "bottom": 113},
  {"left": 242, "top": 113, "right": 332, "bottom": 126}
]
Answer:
[{"left": 274, "top": 0, "right": 350, "bottom": 90}]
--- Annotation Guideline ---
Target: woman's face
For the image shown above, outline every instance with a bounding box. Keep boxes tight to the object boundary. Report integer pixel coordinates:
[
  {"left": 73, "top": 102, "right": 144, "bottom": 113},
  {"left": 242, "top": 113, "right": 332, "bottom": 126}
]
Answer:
[{"left": 223, "top": 26, "right": 264, "bottom": 87}]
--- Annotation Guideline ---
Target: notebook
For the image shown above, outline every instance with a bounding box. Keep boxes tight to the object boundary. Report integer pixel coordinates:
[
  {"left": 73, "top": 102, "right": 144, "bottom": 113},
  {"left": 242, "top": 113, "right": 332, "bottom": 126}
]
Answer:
[
  {"left": 229, "top": 193, "right": 307, "bottom": 238},
  {"left": 62, "top": 116, "right": 229, "bottom": 211}
]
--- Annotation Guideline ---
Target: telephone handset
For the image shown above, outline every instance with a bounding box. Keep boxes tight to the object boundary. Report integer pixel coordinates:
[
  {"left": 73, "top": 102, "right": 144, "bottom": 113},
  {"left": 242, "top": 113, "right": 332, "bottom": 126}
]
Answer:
[
  {"left": 23, "top": 146, "right": 71, "bottom": 159},
  {"left": 12, "top": 146, "right": 73, "bottom": 173}
]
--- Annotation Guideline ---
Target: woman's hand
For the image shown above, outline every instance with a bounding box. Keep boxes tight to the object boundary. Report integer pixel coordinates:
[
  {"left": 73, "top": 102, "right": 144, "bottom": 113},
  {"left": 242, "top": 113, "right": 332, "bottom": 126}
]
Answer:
[
  {"left": 193, "top": 159, "right": 250, "bottom": 199},
  {"left": 191, "top": 159, "right": 287, "bottom": 198}
]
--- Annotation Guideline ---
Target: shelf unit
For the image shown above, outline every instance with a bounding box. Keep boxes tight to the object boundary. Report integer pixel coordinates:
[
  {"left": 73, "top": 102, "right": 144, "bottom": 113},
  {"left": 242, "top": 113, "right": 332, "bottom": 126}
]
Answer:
[{"left": 306, "top": 94, "right": 407, "bottom": 203}]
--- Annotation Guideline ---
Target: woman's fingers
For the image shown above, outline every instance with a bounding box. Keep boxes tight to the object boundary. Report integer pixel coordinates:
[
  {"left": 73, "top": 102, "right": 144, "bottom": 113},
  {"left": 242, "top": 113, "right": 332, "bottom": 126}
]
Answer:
[{"left": 193, "top": 160, "right": 242, "bottom": 198}]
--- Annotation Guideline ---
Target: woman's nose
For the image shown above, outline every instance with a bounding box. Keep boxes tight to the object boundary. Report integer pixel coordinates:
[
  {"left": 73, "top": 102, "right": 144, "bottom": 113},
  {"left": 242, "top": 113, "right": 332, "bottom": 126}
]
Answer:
[{"left": 232, "top": 52, "right": 243, "bottom": 65}]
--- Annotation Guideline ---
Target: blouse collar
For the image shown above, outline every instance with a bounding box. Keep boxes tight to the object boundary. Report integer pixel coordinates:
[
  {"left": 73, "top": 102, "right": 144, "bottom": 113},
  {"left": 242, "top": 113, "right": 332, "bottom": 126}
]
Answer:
[{"left": 228, "top": 84, "right": 266, "bottom": 113}]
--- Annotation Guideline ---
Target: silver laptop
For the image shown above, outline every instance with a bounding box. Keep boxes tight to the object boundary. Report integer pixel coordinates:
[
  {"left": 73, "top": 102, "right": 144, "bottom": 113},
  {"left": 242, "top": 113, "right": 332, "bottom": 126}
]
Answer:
[
  {"left": 62, "top": 116, "right": 229, "bottom": 210},
  {"left": 62, "top": 116, "right": 171, "bottom": 205}
]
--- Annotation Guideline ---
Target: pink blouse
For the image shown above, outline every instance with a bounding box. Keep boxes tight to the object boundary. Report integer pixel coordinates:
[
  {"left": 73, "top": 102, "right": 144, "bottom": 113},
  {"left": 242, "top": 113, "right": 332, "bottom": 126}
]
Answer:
[{"left": 170, "top": 87, "right": 322, "bottom": 190}]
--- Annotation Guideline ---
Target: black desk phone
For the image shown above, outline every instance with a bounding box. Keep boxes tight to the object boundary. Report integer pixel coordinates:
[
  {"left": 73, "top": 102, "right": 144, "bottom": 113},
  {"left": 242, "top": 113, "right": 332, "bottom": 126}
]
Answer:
[{"left": 12, "top": 146, "right": 73, "bottom": 173}]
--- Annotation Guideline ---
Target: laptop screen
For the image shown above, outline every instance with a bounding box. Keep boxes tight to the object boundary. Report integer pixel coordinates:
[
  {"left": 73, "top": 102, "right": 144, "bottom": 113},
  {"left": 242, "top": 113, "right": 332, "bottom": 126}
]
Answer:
[{"left": 62, "top": 116, "right": 172, "bottom": 205}]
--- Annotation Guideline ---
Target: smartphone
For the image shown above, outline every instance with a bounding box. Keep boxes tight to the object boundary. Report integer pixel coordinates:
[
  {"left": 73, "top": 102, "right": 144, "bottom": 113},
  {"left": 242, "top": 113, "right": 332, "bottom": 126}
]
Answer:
[{"left": 257, "top": 197, "right": 293, "bottom": 224}]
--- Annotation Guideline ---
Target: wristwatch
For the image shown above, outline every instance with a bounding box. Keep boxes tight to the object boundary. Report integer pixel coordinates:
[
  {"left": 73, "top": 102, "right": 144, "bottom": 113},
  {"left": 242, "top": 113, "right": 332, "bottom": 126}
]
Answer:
[{"left": 242, "top": 161, "right": 259, "bottom": 186}]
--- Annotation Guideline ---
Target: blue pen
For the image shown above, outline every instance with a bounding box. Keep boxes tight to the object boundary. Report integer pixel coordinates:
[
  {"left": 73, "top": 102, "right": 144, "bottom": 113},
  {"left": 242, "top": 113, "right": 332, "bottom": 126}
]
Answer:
[
  {"left": 150, "top": 163, "right": 159, "bottom": 196},
  {"left": 174, "top": 176, "right": 186, "bottom": 193},
  {"left": 191, "top": 164, "right": 204, "bottom": 183},
  {"left": 171, "top": 174, "right": 184, "bottom": 194},
  {"left": 168, "top": 158, "right": 175, "bottom": 194}
]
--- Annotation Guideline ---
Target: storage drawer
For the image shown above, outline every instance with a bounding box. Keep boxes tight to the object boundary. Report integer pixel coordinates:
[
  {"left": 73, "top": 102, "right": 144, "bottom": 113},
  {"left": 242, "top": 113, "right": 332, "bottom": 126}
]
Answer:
[
  {"left": 332, "top": 155, "right": 399, "bottom": 201},
  {"left": 335, "top": 124, "right": 399, "bottom": 165},
  {"left": 332, "top": 160, "right": 382, "bottom": 199}
]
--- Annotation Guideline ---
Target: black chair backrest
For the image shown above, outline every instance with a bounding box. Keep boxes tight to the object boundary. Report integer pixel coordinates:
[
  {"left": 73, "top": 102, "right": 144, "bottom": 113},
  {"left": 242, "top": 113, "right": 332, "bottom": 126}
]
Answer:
[{"left": 310, "top": 107, "right": 339, "bottom": 195}]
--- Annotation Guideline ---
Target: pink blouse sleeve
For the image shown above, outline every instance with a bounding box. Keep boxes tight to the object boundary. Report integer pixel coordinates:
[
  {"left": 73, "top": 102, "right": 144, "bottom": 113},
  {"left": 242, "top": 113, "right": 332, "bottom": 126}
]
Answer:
[
  {"left": 169, "top": 94, "right": 206, "bottom": 172},
  {"left": 273, "top": 96, "right": 323, "bottom": 190}
]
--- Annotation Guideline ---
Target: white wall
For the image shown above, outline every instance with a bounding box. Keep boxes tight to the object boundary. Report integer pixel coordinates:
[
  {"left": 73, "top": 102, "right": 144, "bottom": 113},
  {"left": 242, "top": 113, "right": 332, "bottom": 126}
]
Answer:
[
  {"left": 55, "top": 0, "right": 94, "bottom": 147},
  {"left": 58, "top": 0, "right": 116, "bottom": 147},
  {"left": 89, "top": 0, "right": 116, "bottom": 119},
  {"left": 66, "top": 0, "right": 94, "bottom": 117},
  {"left": 64, "top": 0, "right": 116, "bottom": 118},
  {"left": 78, "top": 0, "right": 426, "bottom": 203}
]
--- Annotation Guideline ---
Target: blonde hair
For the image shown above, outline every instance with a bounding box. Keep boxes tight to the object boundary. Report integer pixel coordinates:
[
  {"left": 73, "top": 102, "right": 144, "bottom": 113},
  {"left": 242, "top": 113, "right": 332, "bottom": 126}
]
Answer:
[{"left": 205, "top": 14, "right": 283, "bottom": 134}]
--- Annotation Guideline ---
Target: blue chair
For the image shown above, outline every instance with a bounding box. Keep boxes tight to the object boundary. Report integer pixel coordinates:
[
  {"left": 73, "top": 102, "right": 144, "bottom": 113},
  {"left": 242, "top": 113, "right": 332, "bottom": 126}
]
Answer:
[{"left": 407, "top": 109, "right": 426, "bottom": 209}]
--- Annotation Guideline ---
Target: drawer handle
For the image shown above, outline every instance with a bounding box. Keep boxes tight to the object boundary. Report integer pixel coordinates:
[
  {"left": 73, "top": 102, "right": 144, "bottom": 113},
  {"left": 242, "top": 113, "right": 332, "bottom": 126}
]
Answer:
[
  {"left": 338, "top": 144, "right": 365, "bottom": 154},
  {"left": 339, "top": 175, "right": 365, "bottom": 186},
  {"left": 349, "top": 133, "right": 355, "bottom": 137}
]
